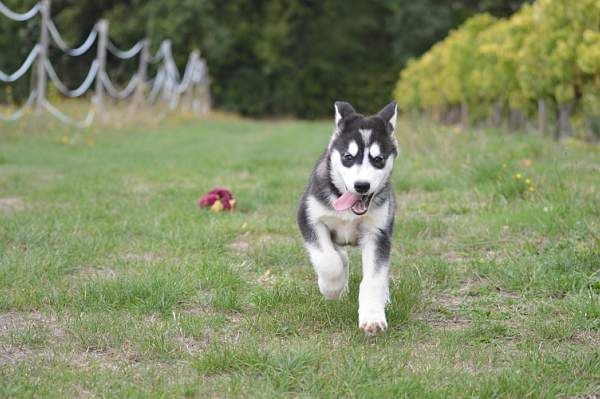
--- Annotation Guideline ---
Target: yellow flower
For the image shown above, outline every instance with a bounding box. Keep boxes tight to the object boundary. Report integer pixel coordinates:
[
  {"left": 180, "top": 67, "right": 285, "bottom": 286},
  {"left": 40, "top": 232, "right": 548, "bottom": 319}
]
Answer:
[
  {"left": 528, "top": 186, "right": 535, "bottom": 192},
  {"left": 514, "top": 173, "right": 522, "bottom": 180},
  {"left": 525, "top": 178, "right": 531, "bottom": 185}
]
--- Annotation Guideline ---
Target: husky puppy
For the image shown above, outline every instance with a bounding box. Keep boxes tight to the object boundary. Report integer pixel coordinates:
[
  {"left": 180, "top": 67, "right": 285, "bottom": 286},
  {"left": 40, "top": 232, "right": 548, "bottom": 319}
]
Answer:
[{"left": 297, "top": 101, "right": 398, "bottom": 334}]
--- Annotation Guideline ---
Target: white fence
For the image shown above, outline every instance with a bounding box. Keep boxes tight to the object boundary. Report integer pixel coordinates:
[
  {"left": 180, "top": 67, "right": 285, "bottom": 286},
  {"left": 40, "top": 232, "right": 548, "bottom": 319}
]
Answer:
[{"left": 0, "top": 0, "right": 211, "bottom": 127}]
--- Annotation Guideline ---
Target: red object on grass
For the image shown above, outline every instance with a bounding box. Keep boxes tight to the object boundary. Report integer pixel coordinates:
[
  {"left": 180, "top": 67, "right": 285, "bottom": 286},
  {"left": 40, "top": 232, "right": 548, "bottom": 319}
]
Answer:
[{"left": 198, "top": 188, "right": 235, "bottom": 210}]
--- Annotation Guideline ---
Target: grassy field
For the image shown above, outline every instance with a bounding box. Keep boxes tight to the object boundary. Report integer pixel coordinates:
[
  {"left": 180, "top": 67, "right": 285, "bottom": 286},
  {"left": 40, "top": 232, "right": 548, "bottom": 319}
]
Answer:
[{"left": 0, "top": 115, "right": 599, "bottom": 397}]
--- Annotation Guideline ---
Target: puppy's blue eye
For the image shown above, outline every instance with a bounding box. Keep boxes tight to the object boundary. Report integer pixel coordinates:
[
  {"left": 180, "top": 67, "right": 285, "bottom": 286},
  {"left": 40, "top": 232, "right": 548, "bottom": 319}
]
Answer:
[{"left": 343, "top": 153, "right": 354, "bottom": 161}]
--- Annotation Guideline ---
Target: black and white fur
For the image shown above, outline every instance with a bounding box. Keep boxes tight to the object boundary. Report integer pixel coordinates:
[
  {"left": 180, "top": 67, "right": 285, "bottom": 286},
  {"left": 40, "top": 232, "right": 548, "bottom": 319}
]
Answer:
[{"left": 297, "top": 101, "right": 398, "bottom": 334}]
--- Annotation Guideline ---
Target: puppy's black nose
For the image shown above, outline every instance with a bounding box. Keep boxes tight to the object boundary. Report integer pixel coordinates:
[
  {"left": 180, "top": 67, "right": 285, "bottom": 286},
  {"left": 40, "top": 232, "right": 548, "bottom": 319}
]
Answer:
[{"left": 354, "top": 181, "right": 370, "bottom": 194}]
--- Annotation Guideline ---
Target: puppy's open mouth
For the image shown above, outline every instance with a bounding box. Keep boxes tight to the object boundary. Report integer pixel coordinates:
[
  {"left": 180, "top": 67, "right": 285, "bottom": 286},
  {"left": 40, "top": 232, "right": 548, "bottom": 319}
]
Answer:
[
  {"left": 333, "top": 192, "right": 373, "bottom": 215},
  {"left": 350, "top": 194, "right": 373, "bottom": 215}
]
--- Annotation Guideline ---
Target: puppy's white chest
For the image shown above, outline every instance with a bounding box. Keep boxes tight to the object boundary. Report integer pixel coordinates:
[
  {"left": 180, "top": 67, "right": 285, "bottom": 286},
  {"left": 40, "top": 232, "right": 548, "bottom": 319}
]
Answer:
[{"left": 321, "top": 215, "right": 360, "bottom": 246}]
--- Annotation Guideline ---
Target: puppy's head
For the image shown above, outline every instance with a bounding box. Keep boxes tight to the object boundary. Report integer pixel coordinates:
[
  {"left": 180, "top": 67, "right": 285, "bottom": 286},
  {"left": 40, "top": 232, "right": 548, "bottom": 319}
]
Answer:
[{"left": 328, "top": 101, "right": 398, "bottom": 215}]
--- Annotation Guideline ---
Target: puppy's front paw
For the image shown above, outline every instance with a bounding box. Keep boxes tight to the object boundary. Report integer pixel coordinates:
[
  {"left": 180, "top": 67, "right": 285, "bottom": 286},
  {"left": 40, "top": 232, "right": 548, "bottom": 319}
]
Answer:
[
  {"left": 318, "top": 277, "right": 347, "bottom": 300},
  {"left": 359, "top": 311, "right": 387, "bottom": 335}
]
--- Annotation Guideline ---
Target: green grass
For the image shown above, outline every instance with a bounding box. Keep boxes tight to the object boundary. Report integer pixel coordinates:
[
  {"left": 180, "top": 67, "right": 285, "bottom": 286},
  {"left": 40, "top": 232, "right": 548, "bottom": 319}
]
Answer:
[{"left": 0, "top": 115, "right": 599, "bottom": 398}]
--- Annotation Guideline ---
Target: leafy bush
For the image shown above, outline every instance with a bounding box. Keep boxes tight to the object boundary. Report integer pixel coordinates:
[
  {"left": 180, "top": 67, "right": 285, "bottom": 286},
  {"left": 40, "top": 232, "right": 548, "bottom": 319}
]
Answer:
[{"left": 395, "top": 0, "right": 600, "bottom": 139}]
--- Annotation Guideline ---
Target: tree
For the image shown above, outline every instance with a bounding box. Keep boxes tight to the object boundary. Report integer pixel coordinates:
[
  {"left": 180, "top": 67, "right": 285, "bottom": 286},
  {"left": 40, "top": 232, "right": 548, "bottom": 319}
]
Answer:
[
  {"left": 2, "top": 0, "right": 530, "bottom": 117},
  {"left": 395, "top": 0, "right": 600, "bottom": 139}
]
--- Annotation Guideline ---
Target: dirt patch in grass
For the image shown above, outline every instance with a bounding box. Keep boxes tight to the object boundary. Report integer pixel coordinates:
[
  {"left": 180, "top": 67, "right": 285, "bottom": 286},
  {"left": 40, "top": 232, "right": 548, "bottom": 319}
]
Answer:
[
  {"left": 329, "top": 332, "right": 350, "bottom": 347},
  {"left": 175, "top": 335, "right": 208, "bottom": 355},
  {"left": 229, "top": 232, "right": 294, "bottom": 255},
  {"left": 571, "top": 331, "right": 600, "bottom": 347},
  {"left": 415, "top": 293, "right": 472, "bottom": 331},
  {"left": 436, "top": 293, "right": 472, "bottom": 310},
  {"left": 175, "top": 321, "right": 243, "bottom": 356},
  {"left": 567, "top": 393, "right": 600, "bottom": 399},
  {"left": 0, "top": 197, "right": 25, "bottom": 214},
  {"left": 178, "top": 305, "right": 214, "bottom": 318},
  {"left": 0, "top": 311, "right": 65, "bottom": 339},
  {"left": 256, "top": 268, "right": 277, "bottom": 286},
  {"left": 442, "top": 251, "right": 465, "bottom": 263},
  {"left": 120, "top": 251, "right": 160, "bottom": 263},
  {"left": 72, "top": 266, "right": 118, "bottom": 281},
  {"left": 416, "top": 279, "right": 484, "bottom": 330},
  {"left": 69, "top": 347, "right": 137, "bottom": 371},
  {"left": 0, "top": 347, "right": 47, "bottom": 367},
  {"left": 420, "top": 307, "right": 471, "bottom": 331},
  {"left": 0, "top": 311, "right": 66, "bottom": 366},
  {"left": 173, "top": 306, "right": 245, "bottom": 355},
  {"left": 229, "top": 234, "right": 252, "bottom": 254},
  {"left": 4, "top": 346, "right": 141, "bottom": 371}
]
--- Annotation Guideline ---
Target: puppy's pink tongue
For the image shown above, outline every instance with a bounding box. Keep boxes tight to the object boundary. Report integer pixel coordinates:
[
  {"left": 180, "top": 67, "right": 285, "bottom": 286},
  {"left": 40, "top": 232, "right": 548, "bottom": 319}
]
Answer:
[{"left": 333, "top": 192, "right": 358, "bottom": 211}]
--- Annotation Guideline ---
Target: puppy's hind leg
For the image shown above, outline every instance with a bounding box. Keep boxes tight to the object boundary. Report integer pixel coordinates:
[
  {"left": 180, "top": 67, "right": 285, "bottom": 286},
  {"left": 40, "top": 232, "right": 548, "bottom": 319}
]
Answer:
[{"left": 305, "top": 224, "right": 348, "bottom": 300}]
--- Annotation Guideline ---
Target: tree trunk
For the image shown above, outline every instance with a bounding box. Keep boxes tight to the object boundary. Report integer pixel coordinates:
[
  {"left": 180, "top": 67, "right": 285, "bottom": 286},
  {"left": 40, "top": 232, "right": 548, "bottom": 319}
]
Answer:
[
  {"left": 537, "top": 99, "right": 548, "bottom": 135},
  {"left": 489, "top": 100, "right": 503, "bottom": 126},
  {"left": 460, "top": 101, "right": 469, "bottom": 127},
  {"left": 432, "top": 106, "right": 441, "bottom": 123},
  {"left": 508, "top": 108, "right": 526, "bottom": 131},
  {"left": 556, "top": 100, "right": 575, "bottom": 140}
]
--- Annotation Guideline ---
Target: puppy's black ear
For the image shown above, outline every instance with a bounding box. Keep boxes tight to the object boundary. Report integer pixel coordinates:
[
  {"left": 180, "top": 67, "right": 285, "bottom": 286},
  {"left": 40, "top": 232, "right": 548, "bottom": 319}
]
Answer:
[
  {"left": 378, "top": 101, "right": 398, "bottom": 132},
  {"left": 334, "top": 101, "right": 356, "bottom": 126}
]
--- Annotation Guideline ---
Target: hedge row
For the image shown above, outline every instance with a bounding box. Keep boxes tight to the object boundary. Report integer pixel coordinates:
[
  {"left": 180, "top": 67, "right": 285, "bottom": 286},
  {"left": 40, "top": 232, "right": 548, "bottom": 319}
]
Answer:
[{"left": 394, "top": 0, "right": 600, "bottom": 139}]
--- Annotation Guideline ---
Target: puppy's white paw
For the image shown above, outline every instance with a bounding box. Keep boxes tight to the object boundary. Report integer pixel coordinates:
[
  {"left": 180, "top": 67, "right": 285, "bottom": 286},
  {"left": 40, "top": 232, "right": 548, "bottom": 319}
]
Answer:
[
  {"left": 358, "top": 311, "right": 387, "bottom": 335},
  {"left": 318, "top": 277, "right": 347, "bottom": 300}
]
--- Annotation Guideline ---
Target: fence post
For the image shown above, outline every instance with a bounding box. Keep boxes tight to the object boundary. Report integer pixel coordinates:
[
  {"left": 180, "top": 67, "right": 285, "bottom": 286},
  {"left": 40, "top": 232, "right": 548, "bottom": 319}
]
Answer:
[
  {"left": 182, "top": 51, "right": 199, "bottom": 113},
  {"left": 199, "top": 59, "right": 211, "bottom": 116},
  {"left": 192, "top": 58, "right": 207, "bottom": 116},
  {"left": 35, "top": 0, "right": 50, "bottom": 115},
  {"left": 95, "top": 19, "right": 108, "bottom": 118},
  {"left": 134, "top": 38, "right": 149, "bottom": 107},
  {"left": 191, "top": 67, "right": 199, "bottom": 115},
  {"left": 163, "top": 40, "right": 178, "bottom": 109}
]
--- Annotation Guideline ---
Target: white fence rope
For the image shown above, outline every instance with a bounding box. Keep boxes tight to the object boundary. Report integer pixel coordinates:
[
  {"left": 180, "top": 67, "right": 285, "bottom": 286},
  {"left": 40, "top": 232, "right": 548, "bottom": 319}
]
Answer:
[
  {"left": 194, "top": 59, "right": 206, "bottom": 84},
  {"left": 101, "top": 71, "right": 139, "bottom": 100},
  {"left": 106, "top": 39, "right": 144, "bottom": 60},
  {"left": 0, "top": 45, "right": 40, "bottom": 82},
  {"left": 45, "top": 59, "right": 98, "bottom": 97},
  {"left": 148, "top": 41, "right": 167, "bottom": 64},
  {"left": 175, "top": 52, "right": 199, "bottom": 94},
  {"left": 42, "top": 98, "right": 95, "bottom": 128},
  {"left": 48, "top": 19, "right": 98, "bottom": 56},
  {"left": 0, "top": 1, "right": 39, "bottom": 21},
  {"left": 1, "top": 0, "right": 210, "bottom": 128},
  {"left": 147, "top": 68, "right": 166, "bottom": 104},
  {"left": 162, "top": 42, "right": 181, "bottom": 81},
  {"left": 0, "top": 90, "right": 36, "bottom": 121}
]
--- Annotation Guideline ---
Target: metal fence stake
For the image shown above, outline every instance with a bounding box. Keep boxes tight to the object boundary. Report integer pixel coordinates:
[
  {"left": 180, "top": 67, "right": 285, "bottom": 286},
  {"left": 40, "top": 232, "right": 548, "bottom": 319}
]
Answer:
[
  {"left": 35, "top": 0, "right": 50, "bottom": 115},
  {"left": 95, "top": 19, "right": 108, "bottom": 118}
]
